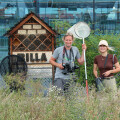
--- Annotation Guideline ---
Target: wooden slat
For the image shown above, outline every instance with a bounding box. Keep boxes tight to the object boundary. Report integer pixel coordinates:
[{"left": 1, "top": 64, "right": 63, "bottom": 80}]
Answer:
[
  {"left": 25, "top": 23, "right": 39, "bottom": 24},
  {"left": 52, "top": 35, "right": 55, "bottom": 83},
  {"left": 10, "top": 37, "right": 12, "bottom": 55},
  {"left": 13, "top": 34, "right": 26, "bottom": 51}
]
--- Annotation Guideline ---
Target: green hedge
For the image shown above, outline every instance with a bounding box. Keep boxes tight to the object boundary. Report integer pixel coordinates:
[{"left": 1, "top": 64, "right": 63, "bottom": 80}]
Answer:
[{"left": 73, "top": 31, "right": 120, "bottom": 87}]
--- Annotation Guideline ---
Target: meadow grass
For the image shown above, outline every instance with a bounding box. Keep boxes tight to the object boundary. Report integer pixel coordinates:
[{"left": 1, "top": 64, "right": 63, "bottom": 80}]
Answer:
[{"left": 0, "top": 79, "right": 120, "bottom": 120}]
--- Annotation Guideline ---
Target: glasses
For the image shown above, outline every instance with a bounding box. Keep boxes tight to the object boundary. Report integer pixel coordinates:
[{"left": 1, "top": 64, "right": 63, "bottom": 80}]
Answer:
[{"left": 99, "top": 45, "right": 107, "bottom": 47}]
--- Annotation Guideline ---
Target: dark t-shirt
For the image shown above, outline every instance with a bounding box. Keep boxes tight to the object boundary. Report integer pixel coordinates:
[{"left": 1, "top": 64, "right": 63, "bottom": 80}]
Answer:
[{"left": 94, "top": 54, "right": 118, "bottom": 77}]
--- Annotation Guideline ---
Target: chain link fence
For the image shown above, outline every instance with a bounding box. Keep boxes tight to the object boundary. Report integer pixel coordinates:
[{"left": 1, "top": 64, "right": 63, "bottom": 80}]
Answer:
[
  {"left": 0, "top": 56, "right": 53, "bottom": 95},
  {"left": 27, "top": 65, "right": 53, "bottom": 92}
]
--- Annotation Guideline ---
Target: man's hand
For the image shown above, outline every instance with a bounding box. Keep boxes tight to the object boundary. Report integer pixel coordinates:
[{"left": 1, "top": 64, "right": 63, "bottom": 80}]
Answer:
[
  {"left": 82, "top": 44, "right": 87, "bottom": 51},
  {"left": 49, "top": 56, "right": 65, "bottom": 69},
  {"left": 77, "top": 43, "right": 87, "bottom": 65},
  {"left": 57, "top": 63, "right": 64, "bottom": 69}
]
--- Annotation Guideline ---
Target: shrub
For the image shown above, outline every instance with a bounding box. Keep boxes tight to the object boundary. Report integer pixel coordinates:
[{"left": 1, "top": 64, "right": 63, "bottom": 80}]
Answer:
[
  {"left": 3, "top": 73, "right": 26, "bottom": 92},
  {"left": 0, "top": 83, "right": 120, "bottom": 120},
  {"left": 73, "top": 32, "right": 120, "bottom": 87}
]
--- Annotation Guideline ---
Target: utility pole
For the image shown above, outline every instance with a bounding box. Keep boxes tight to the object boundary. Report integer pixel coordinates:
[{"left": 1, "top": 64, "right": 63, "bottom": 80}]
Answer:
[
  {"left": 93, "top": 0, "right": 95, "bottom": 31},
  {"left": 33, "top": 0, "right": 39, "bottom": 16}
]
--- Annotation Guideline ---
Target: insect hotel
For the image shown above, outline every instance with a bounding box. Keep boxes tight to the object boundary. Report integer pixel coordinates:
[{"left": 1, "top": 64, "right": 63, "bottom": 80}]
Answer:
[{"left": 5, "top": 12, "right": 57, "bottom": 82}]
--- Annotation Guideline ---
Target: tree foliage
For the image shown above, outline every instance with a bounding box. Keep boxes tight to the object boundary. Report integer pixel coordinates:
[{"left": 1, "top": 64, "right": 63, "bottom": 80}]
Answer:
[
  {"left": 73, "top": 31, "right": 120, "bottom": 86},
  {"left": 52, "top": 21, "right": 120, "bottom": 87}
]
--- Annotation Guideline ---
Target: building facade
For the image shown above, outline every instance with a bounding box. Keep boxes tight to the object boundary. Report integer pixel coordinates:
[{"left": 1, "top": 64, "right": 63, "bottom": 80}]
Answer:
[{"left": 0, "top": 0, "right": 120, "bottom": 62}]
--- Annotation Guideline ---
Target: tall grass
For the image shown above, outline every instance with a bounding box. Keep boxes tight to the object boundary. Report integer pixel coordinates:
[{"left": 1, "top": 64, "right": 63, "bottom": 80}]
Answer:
[{"left": 0, "top": 78, "right": 120, "bottom": 120}]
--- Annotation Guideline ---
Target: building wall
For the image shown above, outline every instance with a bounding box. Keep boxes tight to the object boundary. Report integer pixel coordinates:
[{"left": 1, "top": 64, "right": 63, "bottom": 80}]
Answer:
[{"left": 0, "top": 0, "right": 120, "bottom": 62}]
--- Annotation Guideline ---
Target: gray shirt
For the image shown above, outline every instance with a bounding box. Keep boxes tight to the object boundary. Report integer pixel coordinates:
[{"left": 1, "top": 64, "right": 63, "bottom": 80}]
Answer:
[{"left": 52, "top": 46, "right": 81, "bottom": 79}]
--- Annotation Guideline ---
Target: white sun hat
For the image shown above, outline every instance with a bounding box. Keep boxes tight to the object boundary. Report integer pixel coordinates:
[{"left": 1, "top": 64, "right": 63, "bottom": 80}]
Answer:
[
  {"left": 99, "top": 40, "right": 108, "bottom": 46},
  {"left": 98, "top": 40, "right": 114, "bottom": 51}
]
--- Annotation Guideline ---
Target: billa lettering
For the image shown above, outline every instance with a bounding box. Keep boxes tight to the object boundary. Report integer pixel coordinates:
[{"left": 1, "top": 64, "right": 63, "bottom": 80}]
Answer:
[{"left": 17, "top": 53, "right": 47, "bottom": 62}]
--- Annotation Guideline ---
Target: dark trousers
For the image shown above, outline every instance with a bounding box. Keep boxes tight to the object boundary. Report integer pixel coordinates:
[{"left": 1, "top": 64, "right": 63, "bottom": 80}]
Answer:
[{"left": 54, "top": 78, "right": 70, "bottom": 92}]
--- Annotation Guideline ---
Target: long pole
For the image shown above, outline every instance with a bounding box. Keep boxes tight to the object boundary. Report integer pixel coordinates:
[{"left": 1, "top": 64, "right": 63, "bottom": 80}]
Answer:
[
  {"left": 93, "top": 0, "right": 95, "bottom": 30},
  {"left": 83, "top": 38, "right": 89, "bottom": 98}
]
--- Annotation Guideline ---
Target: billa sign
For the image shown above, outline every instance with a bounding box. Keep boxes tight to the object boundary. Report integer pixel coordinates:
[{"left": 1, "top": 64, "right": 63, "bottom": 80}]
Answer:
[
  {"left": 13, "top": 51, "right": 52, "bottom": 64},
  {"left": 4, "top": 12, "right": 58, "bottom": 80}
]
